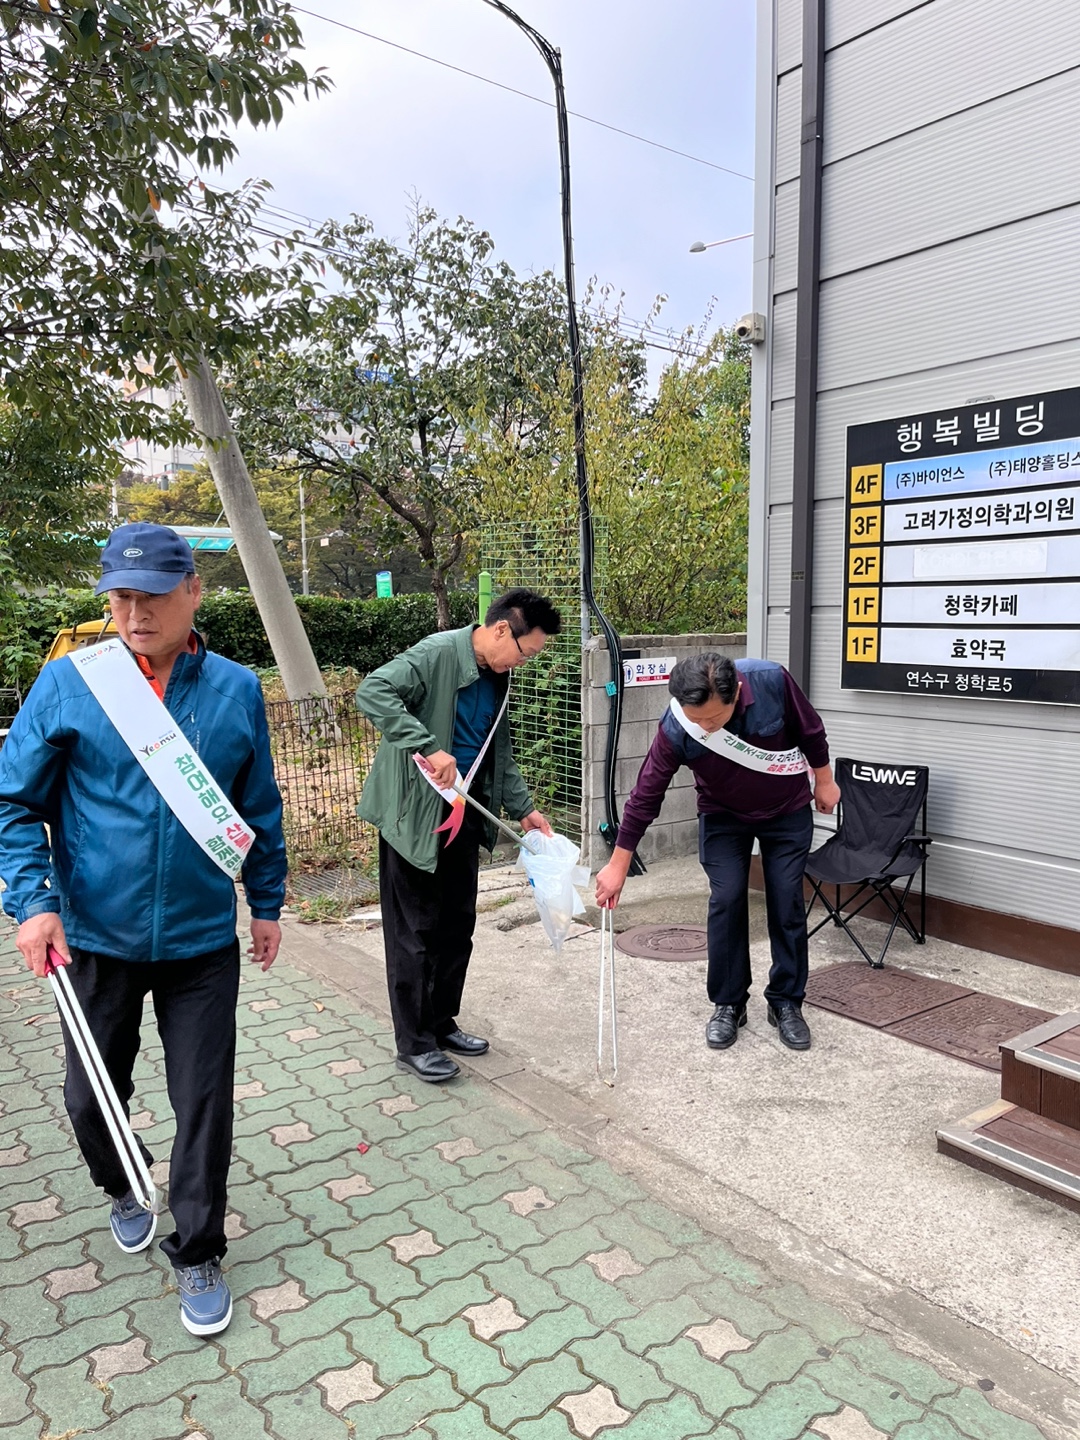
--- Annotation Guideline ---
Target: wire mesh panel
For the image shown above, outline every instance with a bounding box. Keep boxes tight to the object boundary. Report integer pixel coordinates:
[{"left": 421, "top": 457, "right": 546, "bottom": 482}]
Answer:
[
  {"left": 480, "top": 520, "right": 600, "bottom": 843},
  {"left": 0, "top": 688, "right": 21, "bottom": 746},
  {"left": 264, "top": 691, "right": 379, "bottom": 877}
]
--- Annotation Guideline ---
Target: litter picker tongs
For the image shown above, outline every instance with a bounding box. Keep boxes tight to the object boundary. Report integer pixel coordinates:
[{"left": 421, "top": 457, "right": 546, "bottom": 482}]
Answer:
[
  {"left": 44, "top": 945, "right": 160, "bottom": 1215},
  {"left": 447, "top": 780, "right": 542, "bottom": 854},
  {"left": 596, "top": 906, "right": 618, "bottom": 1087}
]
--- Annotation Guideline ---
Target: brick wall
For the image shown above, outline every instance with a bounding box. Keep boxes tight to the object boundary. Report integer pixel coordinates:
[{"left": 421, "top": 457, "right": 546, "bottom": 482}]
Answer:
[{"left": 581, "top": 633, "right": 747, "bottom": 869}]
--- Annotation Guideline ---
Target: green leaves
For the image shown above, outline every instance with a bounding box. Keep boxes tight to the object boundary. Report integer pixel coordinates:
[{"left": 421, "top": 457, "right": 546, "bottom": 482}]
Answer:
[
  {"left": 0, "top": 0, "right": 332, "bottom": 450},
  {"left": 225, "top": 204, "right": 569, "bottom": 625},
  {"left": 0, "top": 403, "right": 112, "bottom": 643},
  {"left": 7, "top": 587, "right": 478, "bottom": 685},
  {"left": 476, "top": 316, "right": 751, "bottom": 635}
]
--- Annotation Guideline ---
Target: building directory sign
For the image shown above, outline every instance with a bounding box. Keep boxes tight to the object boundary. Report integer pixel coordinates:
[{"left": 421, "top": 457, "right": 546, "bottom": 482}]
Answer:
[{"left": 842, "top": 385, "right": 1080, "bottom": 705}]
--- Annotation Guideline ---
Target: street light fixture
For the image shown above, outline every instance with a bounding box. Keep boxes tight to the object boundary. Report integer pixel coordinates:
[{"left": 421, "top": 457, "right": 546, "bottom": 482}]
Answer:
[
  {"left": 478, "top": 0, "right": 638, "bottom": 867},
  {"left": 689, "top": 232, "right": 753, "bottom": 253}
]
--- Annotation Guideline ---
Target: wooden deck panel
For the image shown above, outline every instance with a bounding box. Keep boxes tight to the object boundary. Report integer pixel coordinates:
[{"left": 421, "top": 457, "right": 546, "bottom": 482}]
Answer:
[
  {"left": 981, "top": 1109, "right": 1080, "bottom": 1172},
  {"left": 1041, "top": 1027, "right": 1080, "bottom": 1062},
  {"left": 936, "top": 1136, "right": 1080, "bottom": 1218},
  {"left": 1041, "top": 1070, "right": 1080, "bottom": 1131},
  {"left": 1000, "top": 1049, "right": 1041, "bottom": 1111}
]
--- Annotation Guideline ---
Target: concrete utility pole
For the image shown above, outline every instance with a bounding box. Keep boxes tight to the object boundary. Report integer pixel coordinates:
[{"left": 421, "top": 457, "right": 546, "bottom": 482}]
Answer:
[{"left": 179, "top": 355, "right": 326, "bottom": 701}]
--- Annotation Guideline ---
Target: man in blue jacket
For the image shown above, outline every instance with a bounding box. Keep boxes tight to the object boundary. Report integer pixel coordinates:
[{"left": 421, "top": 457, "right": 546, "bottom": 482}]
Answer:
[
  {"left": 596, "top": 653, "right": 840, "bottom": 1052},
  {"left": 0, "top": 523, "right": 287, "bottom": 1337}
]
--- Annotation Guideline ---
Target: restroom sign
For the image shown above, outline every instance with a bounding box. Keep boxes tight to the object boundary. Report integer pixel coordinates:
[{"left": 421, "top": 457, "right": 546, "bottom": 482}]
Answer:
[{"left": 623, "top": 656, "right": 676, "bottom": 687}]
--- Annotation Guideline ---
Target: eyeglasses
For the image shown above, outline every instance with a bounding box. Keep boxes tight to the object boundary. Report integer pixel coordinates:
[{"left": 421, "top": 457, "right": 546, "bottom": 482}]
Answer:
[{"left": 506, "top": 625, "right": 542, "bottom": 661}]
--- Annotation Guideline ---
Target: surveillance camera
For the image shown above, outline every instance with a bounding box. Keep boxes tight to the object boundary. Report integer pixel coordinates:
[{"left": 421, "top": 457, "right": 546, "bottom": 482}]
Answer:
[{"left": 734, "top": 312, "right": 766, "bottom": 344}]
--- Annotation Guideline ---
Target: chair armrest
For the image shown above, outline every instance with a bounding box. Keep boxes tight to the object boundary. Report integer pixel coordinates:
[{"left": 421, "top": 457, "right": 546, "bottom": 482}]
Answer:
[{"left": 904, "top": 833, "right": 933, "bottom": 845}]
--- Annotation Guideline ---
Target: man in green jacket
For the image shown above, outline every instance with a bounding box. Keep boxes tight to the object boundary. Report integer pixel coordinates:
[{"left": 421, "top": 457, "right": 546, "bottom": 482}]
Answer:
[{"left": 357, "top": 589, "right": 562, "bottom": 1082}]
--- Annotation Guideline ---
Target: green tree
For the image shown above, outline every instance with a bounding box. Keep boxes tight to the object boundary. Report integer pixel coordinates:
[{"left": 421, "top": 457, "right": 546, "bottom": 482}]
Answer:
[
  {"left": 121, "top": 464, "right": 430, "bottom": 596},
  {"left": 478, "top": 318, "right": 751, "bottom": 634},
  {"left": 225, "top": 205, "right": 569, "bottom": 628},
  {"left": 0, "top": 402, "right": 114, "bottom": 690},
  {"left": 124, "top": 464, "right": 315, "bottom": 590},
  {"left": 0, "top": 404, "right": 112, "bottom": 587},
  {"left": 0, "top": 0, "right": 328, "bottom": 451}
]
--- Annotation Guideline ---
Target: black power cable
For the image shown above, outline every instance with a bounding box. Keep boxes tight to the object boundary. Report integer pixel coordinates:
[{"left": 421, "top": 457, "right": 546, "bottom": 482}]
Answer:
[
  {"left": 291, "top": 5, "right": 754, "bottom": 181},
  {"left": 480, "top": 0, "right": 643, "bottom": 874}
]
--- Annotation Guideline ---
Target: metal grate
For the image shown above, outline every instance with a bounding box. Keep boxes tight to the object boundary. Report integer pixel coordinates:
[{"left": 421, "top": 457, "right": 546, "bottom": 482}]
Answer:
[
  {"left": 888, "top": 994, "right": 1055, "bottom": 1072},
  {"left": 288, "top": 863, "right": 379, "bottom": 909},
  {"left": 805, "top": 961, "right": 1055, "bottom": 1071},
  {"left": 480, "top": 520, "right": 604, "bottom": 843},
  {"left": 804, "top": 962, "right": 972, "bottom": 1026}
]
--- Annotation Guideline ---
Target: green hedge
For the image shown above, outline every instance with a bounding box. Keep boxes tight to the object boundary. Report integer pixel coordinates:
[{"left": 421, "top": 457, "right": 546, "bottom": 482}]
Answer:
[
  {"left": 12, "top": 590, "right": 107, "bottom": 655},
  {"left": 11, "top": 589, "right": 477, "bottom": 675}
]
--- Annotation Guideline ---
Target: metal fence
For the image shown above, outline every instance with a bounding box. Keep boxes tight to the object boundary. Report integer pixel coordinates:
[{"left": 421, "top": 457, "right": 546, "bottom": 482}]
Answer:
[
  {"left": 0, "top": 688, "right": 20, "bottom": 748},
  {"left": 264, "top": 691, "right": 380, "bottom": 905},
  {"left": 480, "top": 520, "right": 603, "bottom": 844},
  {"left": 266, "top": 522, "right": 597, "bottom": 890}
]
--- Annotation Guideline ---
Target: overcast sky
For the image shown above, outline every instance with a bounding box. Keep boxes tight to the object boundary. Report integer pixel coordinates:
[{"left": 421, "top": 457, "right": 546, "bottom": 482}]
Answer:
[{"left": 219, "top": 0, "right": 757, "bottom": 367}]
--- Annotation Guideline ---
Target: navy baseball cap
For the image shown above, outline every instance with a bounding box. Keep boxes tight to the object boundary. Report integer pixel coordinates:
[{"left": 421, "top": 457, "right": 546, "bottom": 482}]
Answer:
[{"left": 96, "top": 523, "right": 196, "bottom": 596}]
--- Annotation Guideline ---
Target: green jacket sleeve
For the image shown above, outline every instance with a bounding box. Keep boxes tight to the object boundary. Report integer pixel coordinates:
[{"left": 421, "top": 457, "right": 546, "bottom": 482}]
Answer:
[{"left": 356, "top": 654, "right": 441, "bottom": 756}]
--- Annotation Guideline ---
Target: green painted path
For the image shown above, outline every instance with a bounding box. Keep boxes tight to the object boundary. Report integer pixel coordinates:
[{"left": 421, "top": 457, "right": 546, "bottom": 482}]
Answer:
[{"left": 0, "top": 924, "right": 1047, "bottom": 1440}]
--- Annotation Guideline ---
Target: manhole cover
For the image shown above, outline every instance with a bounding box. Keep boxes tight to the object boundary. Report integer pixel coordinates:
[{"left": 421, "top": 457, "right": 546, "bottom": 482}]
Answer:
[
  {"left": 887, "top": 995, "right": 1056, "bottom": 1071},
  {"left": 804, "top": 961, "right": 973, "bottom": 1027},
  {"left": 616, "top": 925, "right": 708, "bottom": 960}
]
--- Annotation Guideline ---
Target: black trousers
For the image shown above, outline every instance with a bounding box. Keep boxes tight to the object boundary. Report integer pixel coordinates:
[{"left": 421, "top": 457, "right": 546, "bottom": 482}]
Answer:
[
  {"left": 699, "top": 805, "right": 814, "bottom": 1010},
  {"left": 379, "top": 808, "right": 483, "bottom": 1056},
  {"left": 62, "top": 940, "right": 240, "bottom": 1267}
]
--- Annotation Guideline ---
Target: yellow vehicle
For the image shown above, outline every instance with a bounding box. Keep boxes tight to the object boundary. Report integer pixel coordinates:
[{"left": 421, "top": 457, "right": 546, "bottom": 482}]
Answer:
[{"left": 45, "top": 614, "right": 118, "bottom": 664}]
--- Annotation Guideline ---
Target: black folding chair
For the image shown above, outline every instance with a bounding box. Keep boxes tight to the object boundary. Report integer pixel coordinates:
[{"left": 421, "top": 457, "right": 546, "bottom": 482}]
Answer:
[{"left": 805, "top": 757, "right": 932, "bottom": 969}]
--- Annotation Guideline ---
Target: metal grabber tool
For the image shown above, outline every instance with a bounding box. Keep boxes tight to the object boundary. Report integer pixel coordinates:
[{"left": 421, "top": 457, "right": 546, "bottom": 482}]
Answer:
[
  {"left": 596, "top": 906, "right": 618, "bottom": 1086},
  {"left": 44, "top": 945, "right": 160, "bottom": 1215},
  {"left": 447, "top": 780, "right": 541, "bottom": 853}
]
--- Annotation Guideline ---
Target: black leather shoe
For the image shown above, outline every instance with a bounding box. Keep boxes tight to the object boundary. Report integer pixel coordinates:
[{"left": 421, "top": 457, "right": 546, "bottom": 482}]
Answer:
[
  {"left": 705, "top": 1004, "right": 747, "bottom": 1049},
  {"left": 439, "top": 1028, "right": 489, "bottom": 1056},
  {"left": 396, "top": 1050, "right": 460, "bottom": 1083},
  {"left": 767, "top": 1001, "right": 812, "bottom": 1050}
]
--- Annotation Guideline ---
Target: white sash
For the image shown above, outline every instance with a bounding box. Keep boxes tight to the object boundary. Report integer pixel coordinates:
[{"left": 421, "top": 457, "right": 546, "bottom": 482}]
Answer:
[
  {"left": 68, "top": 640, "right": 255, "bottom": 878},
  {"left": 669, "top": 698, "right": 809, "bottom": 776},
  {"left": 414, "top": 674, "right": 511, "bottom": 806}
]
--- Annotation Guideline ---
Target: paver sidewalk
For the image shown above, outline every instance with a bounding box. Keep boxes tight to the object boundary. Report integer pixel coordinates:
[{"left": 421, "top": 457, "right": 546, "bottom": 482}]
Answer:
[{"left": 0, "top": 922, "right": 1048, "bottom": 1440}]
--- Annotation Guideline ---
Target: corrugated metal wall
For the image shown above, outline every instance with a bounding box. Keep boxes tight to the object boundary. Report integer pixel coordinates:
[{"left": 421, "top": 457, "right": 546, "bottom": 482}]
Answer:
[{"left": 752, "top": 0, "right": 1080, "bottom": 930}]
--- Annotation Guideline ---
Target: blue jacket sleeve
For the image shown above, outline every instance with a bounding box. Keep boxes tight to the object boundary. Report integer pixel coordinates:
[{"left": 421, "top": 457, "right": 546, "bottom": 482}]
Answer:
[
  {"left": 0, "top": 668, "right": 65, "bottom": 924},
  {"left": 235, "top": 690, "right": 288, "bottom": 921}
]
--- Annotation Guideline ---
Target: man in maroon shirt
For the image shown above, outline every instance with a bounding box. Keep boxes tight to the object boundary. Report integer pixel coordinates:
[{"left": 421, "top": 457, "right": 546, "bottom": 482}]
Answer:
[{"left": 595, "top": 654, "right": 840, "bottom": 1051}]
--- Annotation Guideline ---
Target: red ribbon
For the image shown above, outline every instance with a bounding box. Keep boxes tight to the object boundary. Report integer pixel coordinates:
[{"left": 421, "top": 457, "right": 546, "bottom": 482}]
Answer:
[{"left": 433, "top": 797, "right": 466, "bottom": 846}]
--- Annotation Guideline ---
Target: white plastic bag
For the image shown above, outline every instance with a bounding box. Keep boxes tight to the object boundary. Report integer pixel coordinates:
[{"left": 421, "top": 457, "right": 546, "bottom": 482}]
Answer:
[{"left": 516, "top": 831, "right": 590, "bottom": 953}]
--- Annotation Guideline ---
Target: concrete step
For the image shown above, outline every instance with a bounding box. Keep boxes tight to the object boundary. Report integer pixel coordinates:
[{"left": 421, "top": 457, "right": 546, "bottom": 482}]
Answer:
[
  {"left": 999, "top": 1011, "right": 1080, "bottom": 1130},
  {"left": 937, "top": 1097, "right": 1080, "bottom": 1216}
]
